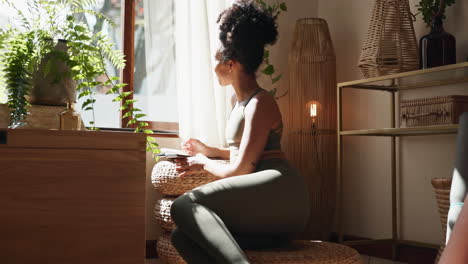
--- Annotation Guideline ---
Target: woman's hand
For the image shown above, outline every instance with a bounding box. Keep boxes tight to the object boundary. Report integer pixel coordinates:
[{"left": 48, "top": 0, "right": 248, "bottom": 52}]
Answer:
[
  {"left": 181, "top": 138, "right": 211, "bottom": 156},
  {"left": 175, "top": 153, "right": 210, "bottom": 177}
]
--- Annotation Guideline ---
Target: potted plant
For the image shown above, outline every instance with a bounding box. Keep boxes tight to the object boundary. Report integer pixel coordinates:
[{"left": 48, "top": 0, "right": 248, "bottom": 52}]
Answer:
[
  {"left": 417, "top": 0, "right": 456, "bottom": 68},
  {"left": 0, "top": 0, "right": 159, "bottom": 157}
]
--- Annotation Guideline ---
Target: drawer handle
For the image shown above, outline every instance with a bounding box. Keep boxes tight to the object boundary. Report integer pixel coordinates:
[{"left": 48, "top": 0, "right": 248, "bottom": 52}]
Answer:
[
  {"left": 403, "top": 111, "right": 448, "bottom": 119},
  {"left": 0, "top": 130, "right": 6, "bottom": 144}
]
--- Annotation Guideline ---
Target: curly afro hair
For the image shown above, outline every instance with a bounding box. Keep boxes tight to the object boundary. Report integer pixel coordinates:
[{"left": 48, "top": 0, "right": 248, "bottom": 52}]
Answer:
[{"left": 217, "top": 0, "right": 278, "bottom": 75}]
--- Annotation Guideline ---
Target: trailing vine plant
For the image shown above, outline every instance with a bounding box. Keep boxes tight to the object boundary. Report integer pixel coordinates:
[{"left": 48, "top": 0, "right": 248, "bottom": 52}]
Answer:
[
  {"left": 0, "top": 0, "right": 160, "bottom": 158},
  {"left": 254, "top": 0, "right": 287, "bottom": 99}
]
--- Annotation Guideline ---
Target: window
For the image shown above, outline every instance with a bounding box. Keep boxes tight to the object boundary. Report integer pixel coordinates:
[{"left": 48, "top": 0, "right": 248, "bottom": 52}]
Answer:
[
  {"left": 76, "top": 0, "right": 123, "bottom": 128},
  {"left": 79, "top": 0, "right": 178, "bottom": 129},
  {"left": 0, "top": 0, "right": 178, "bottom": 130},
  {"left": 134, "top": 0, "right": 177, "bottom": 123}
]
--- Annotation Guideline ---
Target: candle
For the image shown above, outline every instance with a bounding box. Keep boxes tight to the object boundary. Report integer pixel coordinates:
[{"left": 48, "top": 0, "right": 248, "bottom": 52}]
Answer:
[{"left": 310, "top": 103, "right": 317, "bottom": 117}]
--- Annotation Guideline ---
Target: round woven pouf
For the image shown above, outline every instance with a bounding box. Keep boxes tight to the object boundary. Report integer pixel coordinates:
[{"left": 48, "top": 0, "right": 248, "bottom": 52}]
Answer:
[
  {"left": 151, "top": 160, "right": 217, "bottom": 196},
  {"left": 157, "top": 232, "right": 362, "bottom": 264},
  {"left": 154, "top": 198, "right": 176, "bottom": 232},
  {"left": 431, "top": 177, "right": 452, "bottom": 264}
]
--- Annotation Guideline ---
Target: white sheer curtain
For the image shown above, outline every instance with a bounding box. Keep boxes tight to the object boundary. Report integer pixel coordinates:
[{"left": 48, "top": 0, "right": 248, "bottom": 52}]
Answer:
[
  {"left": 143, "top": 0, "right": 175, "bottom": 95},
  {"left": 175, "top": 0, "right": 235, "bottom": 148}
]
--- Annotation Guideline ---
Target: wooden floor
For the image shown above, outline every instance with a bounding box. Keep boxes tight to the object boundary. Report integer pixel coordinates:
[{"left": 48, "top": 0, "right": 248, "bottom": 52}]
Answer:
[{"left": 145, "top": 255, "right": 405, "bottom": 264}]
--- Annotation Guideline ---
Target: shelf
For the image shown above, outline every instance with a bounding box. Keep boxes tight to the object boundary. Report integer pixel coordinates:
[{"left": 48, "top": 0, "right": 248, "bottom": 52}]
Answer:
[
  {"left": 336, "top": 63, "right": 465, "bottom": 257},
  {"left": 342, "top": 239, "right": 439, "bottom": 249},
  {"left": 338, "top": 62, "right": 468, "bottom": 91},
  {"left": 340, "top": 124, "right": 459, "bottom": 136}
]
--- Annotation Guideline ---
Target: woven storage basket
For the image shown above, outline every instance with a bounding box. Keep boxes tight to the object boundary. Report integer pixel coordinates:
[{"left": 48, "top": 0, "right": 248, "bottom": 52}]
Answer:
[
  {"left": 157, "top": 232, "right": 362, "bottom": 264},
  {"left": 151, "top": 160, "right": 219, "bottom": 197},
  {"left": 431, "top": 177, "right": 452, "bottom": 264},
  {"left": 400, "top": 95, "right": 468, "bottom": 127},
  {"left": 154, "top": 198, "right": 176, "bottom": 232},
  {"left": 358, "top": 0, "right": 418, "bottom": 78}
]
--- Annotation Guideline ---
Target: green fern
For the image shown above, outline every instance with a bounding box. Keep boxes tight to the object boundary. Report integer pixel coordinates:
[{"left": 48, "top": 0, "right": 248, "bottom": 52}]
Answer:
[
  {"left": 74, "top": 8, "right": 116, "bottom": 27},
  {"left": 0, "top": 0, "right": 160, "bottom": 158},
  {"left": 67, "top": 0, "right": 99, "bottom": 8},
  {"left": 95, "top": 32, "right": 125, "bottom": 69},
  {"left": 3, "top": 32, "right": 34, "bottom": 127},
  {"left": 0, "top": 0, "right": 32, "bottom": 30}
]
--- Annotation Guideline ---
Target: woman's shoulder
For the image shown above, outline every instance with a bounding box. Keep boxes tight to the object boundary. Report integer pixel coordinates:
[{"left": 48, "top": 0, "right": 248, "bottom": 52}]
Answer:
[
  {"left": 252, "top": 88, "right": 276, "bottom": 104},
  {"left": 245, "top": 89, "right": 279, "bottom": 114}
]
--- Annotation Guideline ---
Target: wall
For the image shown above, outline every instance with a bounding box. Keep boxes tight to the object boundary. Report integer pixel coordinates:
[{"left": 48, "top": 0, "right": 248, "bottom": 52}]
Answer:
[
  {"left": 316, "top": 0, "right": 468, "bottom": 245},
  {"left": 258, "top": 0, "right": 318, "bottom": 94}
]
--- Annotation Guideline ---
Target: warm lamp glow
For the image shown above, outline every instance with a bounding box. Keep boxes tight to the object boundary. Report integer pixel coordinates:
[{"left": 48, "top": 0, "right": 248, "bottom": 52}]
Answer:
[
  {"left": 310, "top": 103, "right": 317, "bottom": 117},
  {"left": 306, "top": 100, "right": 320, "bottom": 128}
]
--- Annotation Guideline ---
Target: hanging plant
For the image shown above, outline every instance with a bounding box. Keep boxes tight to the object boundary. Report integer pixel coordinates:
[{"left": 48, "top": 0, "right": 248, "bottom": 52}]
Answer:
[{"left": 254, "top": 0, "right": 287, "bottom": 99}]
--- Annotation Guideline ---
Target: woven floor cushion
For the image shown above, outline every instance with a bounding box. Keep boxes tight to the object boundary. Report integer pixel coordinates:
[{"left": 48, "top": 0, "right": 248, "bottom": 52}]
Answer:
[
  {"left": 151, "top": 160, "right": 217, "bottom": 196},
  {"left": 154, "top": 197, "right": 176, "bottom": 232},
  {"left": 157, "top": 232, "right": 362, "bottom": 264},
  {"left": 431, "top": 178, "right": 451, "bottom": 264}
]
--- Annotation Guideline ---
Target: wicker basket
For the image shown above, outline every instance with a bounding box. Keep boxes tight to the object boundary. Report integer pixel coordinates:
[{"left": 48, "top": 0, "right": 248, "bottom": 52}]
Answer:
[
  {"left": 154, "top": 198, "right": 176, "bottom": 232},
  {"left": 157, "top": 232, "right": 362, "bottom": 264},
  {"left": 431, "top": 178, "right": 452, "bottom": 264},
  {"left": 400, "top": 95, "right": 468, "bottom": 128},
  {"left": 151, "top": 160, "right": 219, "bottom": 197},
  {"left": 358, "top": 0, "right": 419, "bottom": 78}
]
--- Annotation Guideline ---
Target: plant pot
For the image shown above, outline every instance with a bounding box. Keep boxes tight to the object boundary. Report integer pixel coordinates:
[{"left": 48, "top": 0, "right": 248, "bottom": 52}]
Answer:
[
  {"left": 420, "top": 15, "right": 456, "bottom": 69},
  {"left": 27, "top": 39, "right": 76, "bottom": 106}
]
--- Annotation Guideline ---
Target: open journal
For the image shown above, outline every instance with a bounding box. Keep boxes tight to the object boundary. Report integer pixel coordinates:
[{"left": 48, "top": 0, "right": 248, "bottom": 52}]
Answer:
[{"left": 158, "top": 148, "right": 192, "bottom": 159}]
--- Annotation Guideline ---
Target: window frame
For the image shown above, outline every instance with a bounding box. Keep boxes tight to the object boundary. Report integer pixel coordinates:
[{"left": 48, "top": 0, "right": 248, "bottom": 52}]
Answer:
[{"left": 121, "top": 0, "right": 178, "bottom": 133}]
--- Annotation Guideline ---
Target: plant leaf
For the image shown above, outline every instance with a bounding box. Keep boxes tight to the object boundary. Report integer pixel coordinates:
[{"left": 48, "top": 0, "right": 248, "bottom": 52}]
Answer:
[
  {"left": 123, "top": 111, "right": 133, "bottom": 118},
  {"left": 262, "top": 65, "right": 275, "bottom": 75},
  {"left": 280, "top": 2, "right": 287, "bottom": 11},
  {"left": 127, "top": 119, "right": 137, "bottom": 126},
  {"left": 134, "top": 113, "right": 146, "bottom": 119},
  {"left": 272, "top": 74, "right": 282, "bottom": 84},
  {"left": 74, "top": 25, "right": 87, "bottom": 32}
]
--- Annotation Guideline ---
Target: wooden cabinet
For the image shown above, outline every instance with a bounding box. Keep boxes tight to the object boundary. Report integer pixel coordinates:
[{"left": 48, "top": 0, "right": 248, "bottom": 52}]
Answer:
[{"left": 0, "top": 129, "right": 146, "bottom": 264}]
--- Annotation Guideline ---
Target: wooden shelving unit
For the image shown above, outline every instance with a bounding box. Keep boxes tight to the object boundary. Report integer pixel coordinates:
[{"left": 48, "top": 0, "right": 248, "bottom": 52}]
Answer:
[{"left": 337, "top": 62, "right": 468, "bottom": 259}]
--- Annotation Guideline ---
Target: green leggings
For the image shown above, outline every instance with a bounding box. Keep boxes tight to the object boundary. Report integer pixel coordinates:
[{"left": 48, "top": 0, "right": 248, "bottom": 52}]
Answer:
[{"left": 170, "top": 158, "right": 310, "bottom": 264}]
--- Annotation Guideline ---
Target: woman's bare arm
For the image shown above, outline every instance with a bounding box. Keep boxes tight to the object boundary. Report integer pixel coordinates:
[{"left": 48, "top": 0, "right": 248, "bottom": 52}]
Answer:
[
  {"left": 205, "top": 146, "right": 230, "bottom": 159},
  {"left": 181, "top": 138, "right": 230, "bottom": 159}
]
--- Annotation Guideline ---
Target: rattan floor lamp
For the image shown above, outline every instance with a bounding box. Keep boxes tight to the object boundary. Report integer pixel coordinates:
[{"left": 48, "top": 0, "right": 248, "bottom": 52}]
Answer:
[
  {"left": 358, "top": 0, "right": 419, "bottom": 78},
  {"left": 285, "top": 18, "right": 337, "bottom": 240}
]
